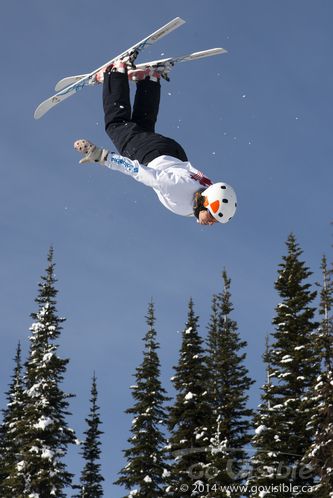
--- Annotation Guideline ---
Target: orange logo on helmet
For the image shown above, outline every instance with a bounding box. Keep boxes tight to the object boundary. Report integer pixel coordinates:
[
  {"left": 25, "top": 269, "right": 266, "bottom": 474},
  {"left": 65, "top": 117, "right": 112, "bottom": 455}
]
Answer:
[{"left": 210, "top": 200, "right": 220, "bottom": 213}]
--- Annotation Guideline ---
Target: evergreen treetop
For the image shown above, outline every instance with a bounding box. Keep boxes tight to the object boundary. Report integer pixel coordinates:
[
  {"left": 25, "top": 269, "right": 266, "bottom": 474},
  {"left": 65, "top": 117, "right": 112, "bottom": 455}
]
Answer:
[
  {"left": 0, "top": 342, "right": 26, "bottom": 497},
  {"left": 304, "top": 254, "right": 333, "bottom": 496},
  {"left": 250, "top": 234, "right": 320, "bottom": 495},
  {"left": 9, "top": 248, "right": 77, "bottom": 497},
  {"left": 115, "top": 302, "right": 169, "bottom": 498},
  {"left": 167, "top": 299, "right": 211, "bottom": 496},
  {"left": 74, "top": 373, "right": 104, "bottom": 498},
  {"left": 205, "top": 270, "right": 254, "bottom": 496}
]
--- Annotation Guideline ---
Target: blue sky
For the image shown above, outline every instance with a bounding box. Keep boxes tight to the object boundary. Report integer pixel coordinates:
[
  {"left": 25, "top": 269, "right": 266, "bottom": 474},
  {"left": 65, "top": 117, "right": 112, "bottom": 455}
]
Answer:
[{"left": 1, "top": 0, "right": 332, "bottom": 495}]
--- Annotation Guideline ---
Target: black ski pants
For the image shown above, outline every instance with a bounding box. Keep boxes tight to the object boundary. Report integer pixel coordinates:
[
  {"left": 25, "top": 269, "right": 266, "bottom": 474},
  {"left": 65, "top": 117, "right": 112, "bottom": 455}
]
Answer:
[{"left": 103, "top": 72, "right": 188, "bottom": 165}]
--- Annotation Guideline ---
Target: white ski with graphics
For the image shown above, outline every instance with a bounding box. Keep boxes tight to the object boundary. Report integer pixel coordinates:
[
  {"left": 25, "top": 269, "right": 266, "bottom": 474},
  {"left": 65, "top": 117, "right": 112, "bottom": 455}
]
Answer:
[
  {"left": 34, "top": 17, "right": 185, "bottom": 119},
  {"left": 54, "top": 48, "right": 227, "bottom": 92}
]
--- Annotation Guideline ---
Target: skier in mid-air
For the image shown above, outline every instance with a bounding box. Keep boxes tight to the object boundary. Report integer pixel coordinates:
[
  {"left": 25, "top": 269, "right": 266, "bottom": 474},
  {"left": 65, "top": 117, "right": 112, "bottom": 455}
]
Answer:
[{"left": 74, "top": 59, "right": 237, "bottom": 226}]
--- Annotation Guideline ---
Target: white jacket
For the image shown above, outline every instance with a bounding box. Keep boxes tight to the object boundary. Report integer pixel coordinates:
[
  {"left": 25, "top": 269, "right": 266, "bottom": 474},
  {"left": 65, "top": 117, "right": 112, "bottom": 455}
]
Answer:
[{"left": 105, "top": 153, "right": 212, "bottom": 217}]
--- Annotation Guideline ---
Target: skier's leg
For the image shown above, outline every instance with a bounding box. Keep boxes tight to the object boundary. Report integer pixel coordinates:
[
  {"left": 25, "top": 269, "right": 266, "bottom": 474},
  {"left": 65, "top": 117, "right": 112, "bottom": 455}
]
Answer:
[
  {"left": 103, "top": 71, "right": 134, "bottom": 154},
  {"left": 103, "top": 69, "right": 188, "bottom": 164},
  {"left": 130, "top": 77, "right": 188, "bottom": 163},
  {"left": 132, "top": 79, "right": 161, "bottom": 132}
]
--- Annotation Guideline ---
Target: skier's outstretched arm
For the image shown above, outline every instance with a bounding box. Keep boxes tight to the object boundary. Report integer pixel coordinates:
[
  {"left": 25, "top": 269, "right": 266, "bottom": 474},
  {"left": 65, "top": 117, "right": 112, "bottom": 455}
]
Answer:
[
  {"left": 105, "top": 152, "right": 159, "bottom": 188},
  {"left": 74, "top": 139, "right": 159, "bottom": 189}
]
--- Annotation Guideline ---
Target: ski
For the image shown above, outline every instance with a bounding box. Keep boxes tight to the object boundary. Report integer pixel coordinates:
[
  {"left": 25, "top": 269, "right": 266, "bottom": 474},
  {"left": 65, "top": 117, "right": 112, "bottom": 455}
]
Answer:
[
  {"left": 55, "top": 75, "right": 88, "bottom": 92},
  {"left": 135, "top": 47, "right": 227, "bottom": 73},
  {"left": 34, "top": 17, "right": 185, "bottom": 119},
  {"left": 54, "top": 48, "right": 227, "bottom": 92}
]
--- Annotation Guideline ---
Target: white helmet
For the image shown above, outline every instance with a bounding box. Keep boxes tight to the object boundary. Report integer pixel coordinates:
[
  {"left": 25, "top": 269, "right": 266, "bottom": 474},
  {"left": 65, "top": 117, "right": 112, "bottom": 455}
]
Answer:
[{"left": 201, "top": 182, "right": 237, "bottom": 224}]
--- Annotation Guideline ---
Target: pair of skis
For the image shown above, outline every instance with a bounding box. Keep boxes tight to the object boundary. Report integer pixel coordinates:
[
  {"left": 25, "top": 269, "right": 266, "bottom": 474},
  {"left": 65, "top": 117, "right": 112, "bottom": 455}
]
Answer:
[{"left": 34, "top": 17, "right": 227, "bottom": 120}]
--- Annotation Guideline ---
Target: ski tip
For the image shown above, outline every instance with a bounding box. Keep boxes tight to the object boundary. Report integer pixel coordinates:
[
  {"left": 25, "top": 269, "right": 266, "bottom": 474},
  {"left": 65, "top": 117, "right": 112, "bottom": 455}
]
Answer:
[
  {"left": 190, "top": 47, "right": 228, "bottom": 58},
  {"left": 215, "top": 47, "right": 228, "bottom": 55},
  {"left": 34, "top": 99, "right": 52, "bottom": 120},
  {"left": 55, "top": 75, "right": 87, "bottom": 92},
  {"left": 34, "top": 106, "right": 43, "bottom": 120},
  {"left": 162, "top": 17, "right": 186, "bottom": 33},
  {"left": 188, "top": 48, "right": 228, "bottom": 59},
  {"left": 174, "top": 16, "right": 186, "bottom": 25}
]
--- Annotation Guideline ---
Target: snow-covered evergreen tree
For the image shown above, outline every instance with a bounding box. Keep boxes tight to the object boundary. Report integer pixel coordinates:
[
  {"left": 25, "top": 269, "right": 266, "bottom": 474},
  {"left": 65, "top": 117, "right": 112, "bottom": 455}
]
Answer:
[
  {"left": 115, "top": 302, "right": 169, "bottom": 497},
  {"left": 205, "top": 270, "right": 254, "bottom": 497},
  {"left": 304, "top": 255, "right": 333, "bottom": 497},
  {"left": 0, "top": 342, "right": 26, "bottom": 496},
  {"left": 166, "top": 299, "right": 211, "bottom": 497},
  {"left": 8, "top": 248, "right": 77, "bottom": 497},
  {"left": 249, "top": 234, "right": 320, "bottom": 496},
  {"left": 74, "top": 373, "right": 104, "bottom": 497},
  {"left": 248, "top": 338, "right": 283, "bottom": 494}
]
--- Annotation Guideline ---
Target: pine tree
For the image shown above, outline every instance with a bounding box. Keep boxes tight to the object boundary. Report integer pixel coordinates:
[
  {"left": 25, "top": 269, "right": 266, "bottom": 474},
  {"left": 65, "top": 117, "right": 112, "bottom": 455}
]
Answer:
[
  {"left": 317, "top": 255, "right": 333, "bottom": 368},
  {"left": 166, "top": 299, "right": 211, "bottom": 497},
  {"left": 115, "top": 302, "right": 170, "bottom": 497},
  {"left": 304, "top": 255, "right": 333, "bottom": 497},
  {"left": 205, "top": 270, "right": 254, "bottom": 497},
  {"left": 249, "top": 234, "right": 320, "bottom": 497},
  {"left": 74, "top": 373, "right": 104, "bottom": 497},
  {"left": 0, "top": 342, "right": 26, "bottom": 496},
  {"left": 7, "top": 248, "right": 77, "bottom": 497},
  {"left": 248, "top": 338, "right": 283, "bottom": 494}
]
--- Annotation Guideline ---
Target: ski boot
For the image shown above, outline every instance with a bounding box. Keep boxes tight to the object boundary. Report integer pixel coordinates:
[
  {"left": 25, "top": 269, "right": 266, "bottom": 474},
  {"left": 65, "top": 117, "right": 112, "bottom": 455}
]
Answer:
[
  {"left": 128, "top": 62, "right": 174, "bottom": 82},
  {"left": 92, "top": 50, "right": 139, "bottom": 85}
]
